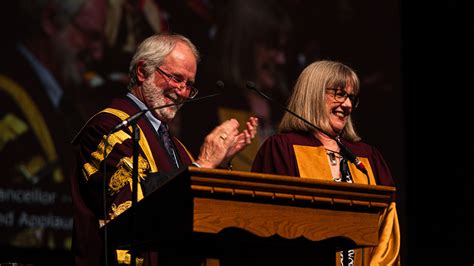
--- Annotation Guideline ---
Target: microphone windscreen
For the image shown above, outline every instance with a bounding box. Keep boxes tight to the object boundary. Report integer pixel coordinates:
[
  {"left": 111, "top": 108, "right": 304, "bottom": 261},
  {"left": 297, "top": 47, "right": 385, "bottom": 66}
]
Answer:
[
  {"left": 245, "top": 81, "right": 257, "bottom": 90},
  {"left": 215, "top": 80, "right": 225, "bottom": 90}
]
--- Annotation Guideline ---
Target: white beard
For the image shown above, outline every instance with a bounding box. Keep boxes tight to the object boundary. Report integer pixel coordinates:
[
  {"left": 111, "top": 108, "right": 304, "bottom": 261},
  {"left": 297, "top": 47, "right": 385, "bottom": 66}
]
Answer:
[{"left": 142, "top": 75, "right": 182, "bottom": 122}]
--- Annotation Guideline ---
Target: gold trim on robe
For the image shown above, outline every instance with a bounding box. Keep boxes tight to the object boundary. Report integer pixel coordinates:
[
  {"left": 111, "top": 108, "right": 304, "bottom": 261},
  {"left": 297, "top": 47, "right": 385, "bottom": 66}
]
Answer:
[
  {"left": 293, "top": 144, "right": 400, "bottom": 265},
  {"left": 89, "top": 108, "right": 161, "bottom": 265},
  {"left": 293, "top": 145, "right": 376, "bottom": 184}
]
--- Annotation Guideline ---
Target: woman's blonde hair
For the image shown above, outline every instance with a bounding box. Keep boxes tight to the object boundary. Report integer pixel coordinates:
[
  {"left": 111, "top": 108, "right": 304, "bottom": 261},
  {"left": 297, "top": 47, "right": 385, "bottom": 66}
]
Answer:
[{"left": 279, "top": 60, "right": 361, "bottom": 142}]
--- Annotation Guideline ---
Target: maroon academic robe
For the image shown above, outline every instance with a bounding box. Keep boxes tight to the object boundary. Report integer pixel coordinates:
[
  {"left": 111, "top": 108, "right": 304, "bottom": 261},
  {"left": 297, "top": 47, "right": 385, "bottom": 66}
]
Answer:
[
  {"left": 252, "top": 131, "right": 400, "bottom": 265},
  {"left": 71, "top": 96, "right": 195, "bottom": 266}
]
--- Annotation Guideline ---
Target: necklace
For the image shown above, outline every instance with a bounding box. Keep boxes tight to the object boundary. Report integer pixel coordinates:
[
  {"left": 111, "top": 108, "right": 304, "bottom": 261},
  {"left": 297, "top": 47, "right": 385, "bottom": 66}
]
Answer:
[{"left": 325, "top": 149, "right": 342, "bottom": 166}]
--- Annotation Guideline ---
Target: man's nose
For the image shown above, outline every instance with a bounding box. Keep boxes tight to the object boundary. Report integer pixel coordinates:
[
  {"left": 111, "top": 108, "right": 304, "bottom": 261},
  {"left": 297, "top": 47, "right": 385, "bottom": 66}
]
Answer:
[{"left": 173, "top": 84, "right": 190, "bottom": 98}]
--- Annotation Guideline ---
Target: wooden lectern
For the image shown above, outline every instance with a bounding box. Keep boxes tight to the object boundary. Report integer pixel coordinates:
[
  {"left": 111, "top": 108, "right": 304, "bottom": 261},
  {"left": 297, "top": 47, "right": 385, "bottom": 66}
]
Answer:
[{"left": 103, "top": 166, "right": 395, "bottom": 265}]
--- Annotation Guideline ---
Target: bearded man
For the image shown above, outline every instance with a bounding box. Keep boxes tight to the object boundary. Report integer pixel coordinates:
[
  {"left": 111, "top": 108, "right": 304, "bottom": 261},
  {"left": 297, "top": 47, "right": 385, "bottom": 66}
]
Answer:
[{"left": 70, "top": 33, "right": 258, "bottom": 266}]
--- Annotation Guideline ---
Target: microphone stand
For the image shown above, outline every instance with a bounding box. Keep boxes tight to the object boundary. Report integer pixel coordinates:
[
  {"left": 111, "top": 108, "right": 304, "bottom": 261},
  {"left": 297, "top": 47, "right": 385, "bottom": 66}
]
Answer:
[
  {"left": 245, "top": 81, "right": 369, "bottom": 182},
  {"left": 130, "top": 122, "right": 139, "bottom": 266},
  {"left": 105, "top": 91, "right": 222, "bottom": 265},
  {"left": 108, "top": 92, "right": 222, "bottom": 135}
]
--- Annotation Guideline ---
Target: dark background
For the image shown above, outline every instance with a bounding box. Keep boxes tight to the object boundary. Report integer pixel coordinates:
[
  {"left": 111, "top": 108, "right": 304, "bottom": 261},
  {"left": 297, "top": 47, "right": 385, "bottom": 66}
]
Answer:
[
  {"left": 402, "top": 0, "right": 473, "bottom": 265},
  {"left": 0, "top": 0, "right": 472, "bottom": 265}
]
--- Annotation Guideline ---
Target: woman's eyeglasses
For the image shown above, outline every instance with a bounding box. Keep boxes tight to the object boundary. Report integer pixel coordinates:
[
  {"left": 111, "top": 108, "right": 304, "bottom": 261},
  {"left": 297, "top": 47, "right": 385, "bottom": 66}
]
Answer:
[{"left": 326, "top": 88, "right": 359, "bottom": 108}]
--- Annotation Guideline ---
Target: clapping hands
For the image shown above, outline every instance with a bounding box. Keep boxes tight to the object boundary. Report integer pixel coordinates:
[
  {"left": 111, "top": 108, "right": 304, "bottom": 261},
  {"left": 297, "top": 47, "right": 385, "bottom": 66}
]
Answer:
[{"left": 195, "top": 117, "right": 258, "bottom": 168}]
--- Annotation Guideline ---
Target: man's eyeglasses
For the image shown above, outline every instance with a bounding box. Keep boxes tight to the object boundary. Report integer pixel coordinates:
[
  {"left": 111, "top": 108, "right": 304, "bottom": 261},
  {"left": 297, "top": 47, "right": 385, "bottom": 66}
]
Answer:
[
  {"left": 326, "top": 88, "right": 359, "bottom": 108},
  {"left": 156, "top": 67, "right": 199, "bottom": 99}
]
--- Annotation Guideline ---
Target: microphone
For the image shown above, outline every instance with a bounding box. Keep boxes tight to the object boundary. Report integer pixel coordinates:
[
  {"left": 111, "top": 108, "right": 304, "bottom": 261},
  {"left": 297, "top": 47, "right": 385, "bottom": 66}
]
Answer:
[
  {"left": 215, "top": 80, "right": 225, "bottom": 91},
  {"left": 108, "top": 81, "right": 224, "bottom": 134},
  {"left": 336, "top": 137, "right": 368, "bottom": 177},
  {"left": 245, "top": 81, "right": 369, "bottom": 180}
]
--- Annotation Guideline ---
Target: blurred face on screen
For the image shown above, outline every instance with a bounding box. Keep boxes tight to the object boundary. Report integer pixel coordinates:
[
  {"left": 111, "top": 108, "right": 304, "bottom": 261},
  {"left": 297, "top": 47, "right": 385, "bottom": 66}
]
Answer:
[
  {"left": 51, "top": 0, "right": 106, "bottom": 90},
  {"left": 254, "top": 38, "right": 287, "bottom": 91},
  {"left": 254, "top": 29, "right": 287, "bottom": 90}
]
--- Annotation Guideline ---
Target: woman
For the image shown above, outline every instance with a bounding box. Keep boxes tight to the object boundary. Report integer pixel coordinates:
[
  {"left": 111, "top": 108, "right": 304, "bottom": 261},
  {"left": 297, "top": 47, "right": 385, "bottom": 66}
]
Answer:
[{"left": 252, "top": 60, "right": 400, "bottom": 265}]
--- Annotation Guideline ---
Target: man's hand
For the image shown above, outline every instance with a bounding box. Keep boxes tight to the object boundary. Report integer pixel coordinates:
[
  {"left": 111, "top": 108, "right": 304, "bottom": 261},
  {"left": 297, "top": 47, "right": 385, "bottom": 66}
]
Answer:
[
  {"left": 195, "top": 117, "right": 258, "bottom": 168},
  {"left": 221, "top": 116, "right": 258, "bottom": 165}
]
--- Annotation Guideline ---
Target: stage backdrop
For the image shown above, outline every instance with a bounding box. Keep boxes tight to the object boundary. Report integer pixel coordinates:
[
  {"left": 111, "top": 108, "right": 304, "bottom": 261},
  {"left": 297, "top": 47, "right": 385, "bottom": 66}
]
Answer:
[{"left": 0, "top": 0, "right": 405, "bottom": 264}]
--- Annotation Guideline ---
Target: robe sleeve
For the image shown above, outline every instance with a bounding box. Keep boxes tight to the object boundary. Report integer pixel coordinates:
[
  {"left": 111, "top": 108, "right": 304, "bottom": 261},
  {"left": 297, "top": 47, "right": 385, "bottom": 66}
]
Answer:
[
  {"left": 369, "top": 202, "right": 401, "bottom": 265},
  {"left": 75, "top": 113, "right": 147, "bottom": 219},
  {"left": 367, "top": 146, "right": 401, "bottom": 265},
  {"left": 251, "top": 134, "right": 299, "bottom": 177},
  {"left": 369, "top": 146, "right": 396, "bottom": 188}
]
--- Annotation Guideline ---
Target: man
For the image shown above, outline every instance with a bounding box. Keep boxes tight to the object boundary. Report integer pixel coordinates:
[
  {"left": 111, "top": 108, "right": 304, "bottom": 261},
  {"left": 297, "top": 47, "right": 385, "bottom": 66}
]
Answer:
[
  {"left": 0, "top": 0, "right": 107, "bottom": 257},
  {"left": 71, "top": 33, "right": 258, "bottom": 266}
]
